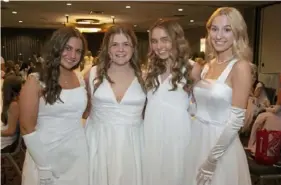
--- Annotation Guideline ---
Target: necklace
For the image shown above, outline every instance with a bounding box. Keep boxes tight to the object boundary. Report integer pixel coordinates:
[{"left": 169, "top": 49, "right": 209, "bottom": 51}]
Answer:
[{"left": 216, "top": 56, "right": 235, "bottom": 65}]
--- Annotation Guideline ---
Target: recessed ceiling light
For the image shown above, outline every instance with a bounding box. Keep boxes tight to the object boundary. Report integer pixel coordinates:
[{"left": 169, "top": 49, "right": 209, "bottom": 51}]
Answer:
[
  {"left": 19, "top": 20, "right": 23, "bottom": 23},
  {"left": 190, "top": 19, "right": 194, "bottom": 23},
  {"left": 111, "top": 16, "right": 115, "bottom": 19},
  {"left": 134, "top": 25, "right": 137, "bottom": 27},
  {"left": 178, "top": 8, "right": 183, "bottom": 12},
  {"left": 66, "top": 3, "right": 72, "bottom": 6},
  {"left": 126, "top": 5, "right": 131, "bottom": 9},
  {"left": 159, "top": 18, "right": 163, "bottom": 21},
  {"left": 12, "top": 11, "right": 17, "bottom": 14},
  {"left": 3, "top": 0, "right": 10, "bottom": 2},
  {"left": 147, "top": 30, "right": 150, "bottom": 33}
]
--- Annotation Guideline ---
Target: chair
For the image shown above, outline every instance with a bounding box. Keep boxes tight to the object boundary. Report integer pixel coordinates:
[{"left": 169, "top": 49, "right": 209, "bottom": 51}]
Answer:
[
  {"left": 1, "top": 136, "right": 23, "bottom": 177},
  {"left": 246, "top": 150, "right": 281, "bottom": 185}
]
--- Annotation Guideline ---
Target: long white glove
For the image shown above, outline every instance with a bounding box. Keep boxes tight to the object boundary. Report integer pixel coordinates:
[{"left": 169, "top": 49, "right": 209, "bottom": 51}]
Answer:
[
  {"left": 196, "top": 107, "right": 246, "bottom": 185},
  {"left": 23, "top": 131, "right": 59, "bottom": 185}
]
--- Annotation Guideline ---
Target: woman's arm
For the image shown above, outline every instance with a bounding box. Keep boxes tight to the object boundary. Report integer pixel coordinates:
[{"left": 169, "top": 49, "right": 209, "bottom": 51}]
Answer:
[
  {"left": 1, "top": 102, "right": 19, "bottom": 136},
  {"left": 82, "top": 69, "right": 92, "bottom": 119},
  {"left": 19, "top": 75, "right": 40, "bottom": 135}
]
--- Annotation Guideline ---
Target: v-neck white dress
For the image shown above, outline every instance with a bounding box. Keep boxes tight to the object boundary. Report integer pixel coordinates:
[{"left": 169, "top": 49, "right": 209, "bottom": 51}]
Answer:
[
  {"left": 85, "top": 66, "right": 146, "bottom": 185},
  {"left": 142, "top": 72, "right": 192, "bottom": 185}
]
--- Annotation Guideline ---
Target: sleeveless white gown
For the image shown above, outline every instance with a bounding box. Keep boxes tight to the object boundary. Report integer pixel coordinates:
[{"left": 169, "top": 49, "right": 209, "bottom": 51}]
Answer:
[
  {"left": 185, "top": 59, "right": 252, "bottom": 185},
  {"left": 21, "top": 73, "right": 89, "bottom": 185},
  {"left": 143, "top": 73, "right": 192, "bottom": 185},
  {"left": 85, "top": 66, "right": 146, "bottom": 185}
]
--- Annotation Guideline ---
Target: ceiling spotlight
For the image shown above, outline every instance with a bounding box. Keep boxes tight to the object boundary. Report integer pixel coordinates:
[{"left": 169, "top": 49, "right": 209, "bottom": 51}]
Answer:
[
  {"left": 3, "top": 0, "right": 10, "bottom": 2},
  {"left": 147, "top": 30, "right": 150, "bottom": 33},
  {"left": 190, "top": 19, "right": 194, "bottom": 23},
  {"left": 178, "top": 8, "right": 183, "bottom": 11},
  {"left": 134, "top": 24, "right": 137, "bottom": 27},
  {"left": 12, "top": 11, "right": 17, "bottom": 14},
  {"left": 126, "top": 5, "right": 131, "bottom": 9},
  {"left": 66, "top": 3, "right": 72, "bottom": 6},
  {"left": 19, "top": 20, "right": 23, "bottom": 23}
]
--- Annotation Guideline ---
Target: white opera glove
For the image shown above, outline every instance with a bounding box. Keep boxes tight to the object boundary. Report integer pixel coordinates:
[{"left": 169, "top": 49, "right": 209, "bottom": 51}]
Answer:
[
  {"left": 196, "top": 107, "right": 246, "bottom": 185},
  {"left": 23, "top": 131, "right": 59, "bottom": 185}
]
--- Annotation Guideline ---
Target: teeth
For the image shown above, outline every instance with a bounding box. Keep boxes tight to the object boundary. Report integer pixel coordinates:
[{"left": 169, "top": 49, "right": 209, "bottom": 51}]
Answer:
[{"left": 159, "top": 51, "right": 166, "bottom": 54}]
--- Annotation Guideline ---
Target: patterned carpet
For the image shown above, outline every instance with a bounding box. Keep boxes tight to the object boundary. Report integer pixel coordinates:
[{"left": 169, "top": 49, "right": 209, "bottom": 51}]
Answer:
[{"left": 1, "top": 137, "right": 280, "bottom": 185}]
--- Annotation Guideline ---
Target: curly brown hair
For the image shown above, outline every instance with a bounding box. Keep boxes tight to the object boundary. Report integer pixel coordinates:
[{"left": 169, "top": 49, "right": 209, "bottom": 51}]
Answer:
[
  {"left": 145, "top": 19, "right": 193, "bottom": 93},
  {"left": 40, "top": 26, "right": 87, "bottom": 105},
  {"left": 93, "top": 24, "right": 145, "bottom": 93}
]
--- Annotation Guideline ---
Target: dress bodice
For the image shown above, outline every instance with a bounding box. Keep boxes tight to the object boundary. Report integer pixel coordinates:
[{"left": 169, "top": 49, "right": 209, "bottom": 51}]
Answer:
[
  {"left": 193, "top": 59, "right": 237, "bottom": 126},
  {"left": 88, "top": 67, "right": 146, "bottom": 125},
  {"left": 30, "top": 73, "right": 87, "bottom": 131}
]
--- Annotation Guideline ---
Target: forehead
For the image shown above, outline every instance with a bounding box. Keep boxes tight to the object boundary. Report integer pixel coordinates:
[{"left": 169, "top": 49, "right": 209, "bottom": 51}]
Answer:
[
  {"left": 110, "top": 33, "right": 131, "bottom": 43},
  {"left": 66, "top": 37, "right": 83, "bottom": 49},
  {"left": 211, "top": 15, "right": 230, "bottom": 27},
  {"left": 151, "top": 27, "right": 169, "bottom": 39}
]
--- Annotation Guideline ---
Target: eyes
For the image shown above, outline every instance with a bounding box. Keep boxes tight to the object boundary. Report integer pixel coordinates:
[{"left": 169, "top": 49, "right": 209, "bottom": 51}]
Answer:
[
  {"left": 151, "top": 37, "right": 170, "bottom": 44},
  {"left": 64, "top": 45, "right": 82, "bottom": 54},
  {"left": 110, "top": 42, "right": 132, "bottom": 48},
  {"left": 210, "top": 26, "right": 232, "bottom": 33}
]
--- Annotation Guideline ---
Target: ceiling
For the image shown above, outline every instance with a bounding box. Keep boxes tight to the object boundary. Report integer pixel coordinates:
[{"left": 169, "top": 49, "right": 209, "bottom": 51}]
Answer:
[{"left": 1, "top": 0, "right": 274, "bottom": 32}]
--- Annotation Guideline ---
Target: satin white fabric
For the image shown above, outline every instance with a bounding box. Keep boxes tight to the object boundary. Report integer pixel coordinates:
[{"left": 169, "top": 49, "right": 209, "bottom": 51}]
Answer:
[
  {"left": 85, "top": 66, "right": 146, "bottom": 185},
  {"left": 22, "top": 73, "right": 89, "bottom": 185},
  {"left": 186, "top": 59, "right": 252, "bottom": 185}
]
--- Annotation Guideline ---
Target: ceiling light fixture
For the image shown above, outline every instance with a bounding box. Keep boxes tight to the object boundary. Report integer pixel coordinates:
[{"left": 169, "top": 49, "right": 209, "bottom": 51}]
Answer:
[
  {"left": 3, "top": 0, "right": 10, "bottom": 2},
  {"left": 76, "top": 18, "right": 100, "bottom": 25},
  {"left": 126, "top": 5, "right": 131, "bottom": 9},
  {"left": 190, "top": 19, "right": 194, "bottom": 22},
  {"left": 178, "top": 8, "right": 183, "bottom": 11},
  {"left": 134, "top": 25, "right": 137, "bottom": 27},
  {"left": 12, "top": 11, "right": 17, "bottom": 14},
  {"left": 66, "top": 3, "right": 72, "bottom": 6},
  {"left": 76, "top": 27, "right": 101, "bottom": 33},
  {"left": 19, "top": 20, "right": 23, "bottom": 23}
]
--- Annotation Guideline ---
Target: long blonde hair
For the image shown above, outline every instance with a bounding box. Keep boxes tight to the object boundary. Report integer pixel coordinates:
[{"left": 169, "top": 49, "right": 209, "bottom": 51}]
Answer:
[
  {"left": 206, "top": 7, "right": 252, "bottom": 62},
  {"left": 145, "top": 19, "right": 193, "bottom": 93}
]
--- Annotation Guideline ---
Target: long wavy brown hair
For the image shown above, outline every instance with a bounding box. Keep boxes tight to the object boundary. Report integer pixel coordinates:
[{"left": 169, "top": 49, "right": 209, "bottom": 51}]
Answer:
[
  {"left": 93, "top": 24, "right": 145, "bottom": 93},
  {"left": 206, "top": 7, "right": 252, "bottom": 62},
  {"left": 145, "top": 19, "right": 193, "bottom": 93},
  {"left": 40, "top": 26, "right": 87, "bottom": 105}
]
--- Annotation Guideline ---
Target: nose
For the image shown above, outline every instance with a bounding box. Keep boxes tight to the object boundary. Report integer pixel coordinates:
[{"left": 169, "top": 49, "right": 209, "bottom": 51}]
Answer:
[
  {"left": 156, "top": 41, "right": 164, "bottom": 50},
  {"left": 216, "top": 29, "right": 223, "bottom": 39},
  {"left": 70, "top": 50, "right": 76, "bottom": 59},
  {"left": 117, "top": 44, "right": 125, "bottom": 52}
]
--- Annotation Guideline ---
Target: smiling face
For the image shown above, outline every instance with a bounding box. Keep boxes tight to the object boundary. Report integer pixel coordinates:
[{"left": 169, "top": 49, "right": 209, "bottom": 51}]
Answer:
[
  {"left": 150, "top": 27, "right": 172, "bottom": 60},
  {"left": 108, "top": 33, "right": 134, "bottom": 66},
  {"left": 60, "top": 37, "right": 83, "bottom": 70},
  {"left": 209, "top": 15, "right": 234, "bottom": 54}
]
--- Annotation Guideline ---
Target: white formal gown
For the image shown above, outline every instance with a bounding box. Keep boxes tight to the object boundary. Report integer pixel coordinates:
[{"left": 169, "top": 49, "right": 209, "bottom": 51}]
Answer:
[
  {"left": 143, "top": 73, "right": 192, "bottom": 185},
  {"left": 85, "top": 66, "right": 146, "bottom": 185},
  {"left": 22, "top": 73, "right": 89, "bottom": 185},
  {"left": 185, "top": 59, "right": 252, "bottom": 185}
]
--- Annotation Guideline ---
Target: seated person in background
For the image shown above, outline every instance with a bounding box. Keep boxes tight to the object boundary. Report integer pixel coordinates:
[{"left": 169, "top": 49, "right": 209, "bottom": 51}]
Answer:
[
  {"left": 247, "top": 74, "right": 281, "bottom": 153},
  {"left": 1, "top": 75, "right": 23, "bottom": 152}
]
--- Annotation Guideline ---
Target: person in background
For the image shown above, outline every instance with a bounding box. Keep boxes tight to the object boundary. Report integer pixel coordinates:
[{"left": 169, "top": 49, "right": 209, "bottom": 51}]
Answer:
[
  {"left": 1, "top": 75, "right": 23, "bottom": 152},
  {"left": 247, "top": 74, "right": 281, "bottom": 153}
]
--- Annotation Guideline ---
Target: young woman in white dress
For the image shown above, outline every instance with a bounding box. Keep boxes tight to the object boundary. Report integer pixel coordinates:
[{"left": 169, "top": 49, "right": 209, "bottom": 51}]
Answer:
[
  {"left": 84, "top": 24, "right": 146, "bottom": 185},
  {"left": 20, "top": 27, "right": 89, "bottom": 185},
  {"left": 186, "top": 7, "right": 252, "bottom": 185},
  {"left": 142, "top": 19, "right": 193, "bottom": 185}
]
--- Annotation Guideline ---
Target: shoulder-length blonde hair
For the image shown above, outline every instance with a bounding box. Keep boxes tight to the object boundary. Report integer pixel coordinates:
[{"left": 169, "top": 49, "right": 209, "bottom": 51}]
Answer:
[
  {"left": 145, "top": 19, "right": 193, "bottom": 93},
  {"left": 93, "top": 24, "right": 145, "bottom": 93},
  {"left": 206, "top": 7, "right": 252, "bottom": 62}
]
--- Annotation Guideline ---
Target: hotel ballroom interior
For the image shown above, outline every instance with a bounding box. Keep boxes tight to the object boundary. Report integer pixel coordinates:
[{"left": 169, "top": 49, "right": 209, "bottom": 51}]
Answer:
[{"left": 1, "top": 1, "right": 281, "bottom": 185}]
